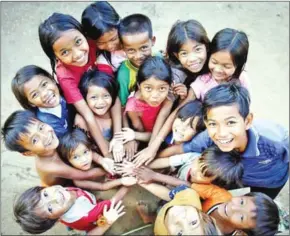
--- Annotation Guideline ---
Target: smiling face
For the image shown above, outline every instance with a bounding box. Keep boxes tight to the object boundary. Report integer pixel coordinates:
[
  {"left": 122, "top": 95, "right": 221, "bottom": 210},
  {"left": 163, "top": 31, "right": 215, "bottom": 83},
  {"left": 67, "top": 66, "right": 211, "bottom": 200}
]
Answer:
[
  {"left": 205, "top": 104, "right": 252, "bottom": 152},
  {"left": 35, "top": 185, "right": 76, "bottom": 219},
  {"left": 139, "top": 76, "right": 169, "bottom": 107},
  {"left": 165, "top": 205, "right": 204, "bottom": 235},
  {"left": 208, "top": 50, "right": 236, "bottom": 82},
  {"left": 68, "top": 143, "right": 93, "bottom": 170},
  {"left": 53, "top": 29, "right": 89, "bottom": 67},
  {"left": 172, "top": 116, "right": 199, "bottom": 143},
  {"left": 175, "top": 39, "right": 207, "bottom": 73},
  {"left": 23, "top": 75, "right": 60, "bottom": 108},
  {"left": 189, "top": 157, "right": 216, "bottom": 184},
  {"left": 121, "top": 32, "right": 155, "bottom": 68},
  {"left": 95, "top": 28, "right": 121, "bottom": 52},
  {"left": 218, "top": 196, "right": 257, "bottom": 230},
  {"left": 86, "top": 85, "right": 112, "bottom": 117},
  {"left": 18, "top": 119, "right": 59, "bottom": 156}
]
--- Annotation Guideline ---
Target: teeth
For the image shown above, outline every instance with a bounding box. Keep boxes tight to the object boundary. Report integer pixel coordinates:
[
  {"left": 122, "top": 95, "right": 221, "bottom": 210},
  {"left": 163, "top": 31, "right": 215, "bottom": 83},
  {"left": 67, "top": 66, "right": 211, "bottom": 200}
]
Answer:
[{"left": 218, "top": 139, "right": 232, "bottom": 144}]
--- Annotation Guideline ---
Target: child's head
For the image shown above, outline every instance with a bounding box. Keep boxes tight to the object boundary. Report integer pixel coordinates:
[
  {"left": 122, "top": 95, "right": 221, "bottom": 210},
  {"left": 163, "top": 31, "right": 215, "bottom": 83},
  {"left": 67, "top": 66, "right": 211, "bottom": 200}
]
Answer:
[
  {"left": 203, "top": 83, "right": 252, "bottom": 153},
  {"left": 1, "top": 110, "right": 59, "bottom": 156},
  {"left": 137, "top": 56, "right": 171, "bottom": 107},
  {"left": 172, "top": 100, "right": 205, "bottom": 143},
  {"left": 218, "top": 192, "right": 279, "bottom": 235},
  {"left": 119, "top": 14, "right": 155, "bottom": 68},
  {"left": 39, "top": 13, "right": 89, "bottom": 73},
  {"left": 79, "top": 68, "right": 118, "bottom": 116},
  {"left": 189, "top": 146, "right": 244, "bottom": 188},
  {"left": 81, "top": 1, "right": 121, "bottom": 52},
  {"left": 58, "top": 128, "right": 93, "bottom": 170},
  {"left": 14, "top": 185, "right": 76, "bottom": 234},
  {"left": 12, "top": 65, "right": 60, "bottom": 110},
  {"left": 209, "top": 28, "right": 249, "bottom": 81},
  {"left": 166, "top": 20, "right": 210, "bottom": 74}
]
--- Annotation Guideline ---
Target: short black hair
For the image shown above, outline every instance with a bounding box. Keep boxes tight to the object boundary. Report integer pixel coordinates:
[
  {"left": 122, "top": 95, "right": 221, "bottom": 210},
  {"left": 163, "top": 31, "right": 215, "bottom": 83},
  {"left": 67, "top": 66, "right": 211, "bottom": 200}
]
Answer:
[
  {"left": 203, "top": 83, "right": 251, "bottom": 120},
  {"left": 79, "top": 68, "right": 119, "bottom": 107},
  {"left": 14, "top": 186, "right": 58, "bottom": 234},
  {"left": 119, "top": 13, "right": 153, "bottom": 41},
  {"left": 11, "top": 65, "right": 55, "bottom": 110},
  {"left": 82, "top": 1, "right": 120, "bottom": 40},
  {"left": 176, "top": 100, "right": 205, "bottom": 134},
  {"left": 1, "top": 110, "right": 37, "bottom": 153},
  {"left": 243, "top": 192, "right": 279, "bottom": 236},
  {"left": 137, "top": 56, "right": 172, "bottom": 86},
  {"left": 199, "top": 146, "right": 244, "bottom": 188}
]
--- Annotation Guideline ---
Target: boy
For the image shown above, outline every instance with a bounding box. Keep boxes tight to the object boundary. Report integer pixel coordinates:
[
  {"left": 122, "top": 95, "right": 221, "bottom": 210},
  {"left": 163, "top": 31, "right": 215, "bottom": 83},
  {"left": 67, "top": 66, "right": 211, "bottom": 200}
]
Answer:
[
  {"left": 1, "top": 110, "right": 115, "bottom": 186},
  {"left": 165, "top": 84, "right": 289, "bottom": 199}
]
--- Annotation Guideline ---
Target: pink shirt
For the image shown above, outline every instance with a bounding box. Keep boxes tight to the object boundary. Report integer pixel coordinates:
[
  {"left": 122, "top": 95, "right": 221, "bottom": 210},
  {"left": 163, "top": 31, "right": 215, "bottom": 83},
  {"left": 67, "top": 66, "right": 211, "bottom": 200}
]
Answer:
[
  {"left": 125, "top": 96, "right": 161, "bottom": 132},
  {"left": 190, "top": 71, "right": 250, "bottom": 101}
]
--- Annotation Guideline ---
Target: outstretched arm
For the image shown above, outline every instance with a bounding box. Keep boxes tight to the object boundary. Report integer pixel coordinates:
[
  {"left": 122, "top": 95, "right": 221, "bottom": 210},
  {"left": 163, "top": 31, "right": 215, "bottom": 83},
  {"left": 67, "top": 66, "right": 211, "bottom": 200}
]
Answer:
[
  {"left": 139, "top": 183, "right": 171, "bottom": 201},
  {"left": 157, "top": 144, "right": 184, "bottom": 158}
]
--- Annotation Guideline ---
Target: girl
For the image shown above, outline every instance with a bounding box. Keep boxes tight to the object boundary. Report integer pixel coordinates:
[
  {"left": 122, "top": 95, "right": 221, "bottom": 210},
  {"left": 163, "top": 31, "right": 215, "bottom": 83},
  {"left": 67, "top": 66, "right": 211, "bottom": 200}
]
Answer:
[
  {"left": 58, "top": 128, "right": 137, "bottom": 190},
  {"left": 81, "top": 1, "right": 127, "bottom": 74},
  {"left": 38, "top": 12, "right": 124, "bottom": 161}
]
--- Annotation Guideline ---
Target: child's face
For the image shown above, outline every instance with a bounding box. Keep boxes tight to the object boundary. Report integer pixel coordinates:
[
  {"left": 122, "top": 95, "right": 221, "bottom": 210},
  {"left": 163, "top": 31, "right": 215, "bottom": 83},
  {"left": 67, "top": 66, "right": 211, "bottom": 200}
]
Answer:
[
  {"left": 53, "top": 29, "right": 89, "bottom": 67},
  {"left": 189, "top": 157, "right": 216, "bottom": 184},
  {"left": 18, "top": 119, "right": 59, "bottom": 156},
  {"left": 172, "top": 117, "right": 199, "bottom": 143},
  {"left": 139, "top": 76, "right": 169, "bottom": 107},
  {"left": 208, "top": 50, "right": 236, "bottom": 82},
  {"left": 218, "top": 196, "right": 257, "bottom": 229},
  {"left": 121, "top": 32, "right": 155, "bottom": 68},
  {"left": 86, "top": 85, "right": 112, "bottom": 116},
  {"left": 95, "top": 28, "right": 121, "bottom": 52},
  {"left": 165, "top": 205, "right": 204, "bottom": 235},
  {"left": 23, "top": 75, "right": 60, "bottom": 108},
  {"left": 69, "top": 143, "right": 93, "bottom": 171},
  {"left": 204, "top": 104, "right": 252, "bottom": 152},
  {"left": 175, "top": 39, "right": 207, "bottom": 73},
  {"left": 35, "top": 185, "right": 76, "bottom": 219}
]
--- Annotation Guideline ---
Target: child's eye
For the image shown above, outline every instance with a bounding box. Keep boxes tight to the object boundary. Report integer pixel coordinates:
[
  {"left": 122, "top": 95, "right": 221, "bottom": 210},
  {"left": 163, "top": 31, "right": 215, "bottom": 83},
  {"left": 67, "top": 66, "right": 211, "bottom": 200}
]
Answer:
[
  {"left": 144, "top": 87, "right": 152, "bottom": 92},
  {"left": 240, "top": 215, "right": 244, "bottom": 222},
  {"left": 207, "top": 122, "right": 216, "bottom": 127},
  {"left": 191, "top": 220, "right": 197, "bottom": 225},
  {"left": 211, "top": 60, "right": 217, "bottom": 64},
  {"left": 141, "top": 46, "right": 148, "bottom": 51},
  {"left": 159, "top": 87, "right": 168, "bottom": 92},
  {"left": 31, "top": 92, "right": 38, "bottom": 99},
  {"left": 110, "top": 36, "right": 118, "bottom": 42},
  {"left": 90, "top": 96, "right": 97, "bottom": 100},
  {"left": 32, "top": 137, "right": 38, "bottom": 145},
  {"left": 61, "top": 50, "right": 69, "bottom": 56},
  {"left": 75, "top": 38, "right": 82, "bottom": 46},
  {"left": 179, "top": 51, "right": 187, "bottom": 57},
  {"left": 227, "top": 120, "right": 237, "bottom": 125},
  {"left": 84, "top": 150, "right": 88, "bottom": 155},
  {"left": 42, "top": 82, "right": 48, "bottom": 88},
  {"left": 126, "top": 49, "right": 135, "bottom": 54},
  {"left": 240, "top": 198, "right": 244, "bottom": 205},
  {"left": 43, "top": 190, "right": 48, "bottom": 197},
  {"left": 73, "top": 156, "right": 78, "bottom": 160},
  {"left": 48, "top": 204, "right": 53, "bottom": 213},
  {"left": 195, "top": 47, "right": 203, "bottom": 53},
  {"left": 104, "top": 94, "right": 111, "bottom": 99},
  {"left": 39, "top": 124, "right": 45, "bottom": 131}
]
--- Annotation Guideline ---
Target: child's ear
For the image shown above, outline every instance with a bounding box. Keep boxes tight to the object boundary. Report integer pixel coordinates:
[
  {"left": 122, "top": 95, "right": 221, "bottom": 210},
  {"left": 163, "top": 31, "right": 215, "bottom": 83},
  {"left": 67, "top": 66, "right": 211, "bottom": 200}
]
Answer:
[
  {"left": 245, "top": 112, "right": 253, "bottom": 130},
  {"left": 151, "top": 36, "right": 156, "bottom": 46},
  {"left": 22, "top": 151, "right": 34, "bottom": 157}
]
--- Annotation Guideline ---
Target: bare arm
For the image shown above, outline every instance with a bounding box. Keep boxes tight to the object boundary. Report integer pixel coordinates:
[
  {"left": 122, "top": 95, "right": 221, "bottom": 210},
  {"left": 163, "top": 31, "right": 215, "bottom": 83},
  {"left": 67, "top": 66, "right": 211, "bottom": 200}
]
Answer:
[
  {"left": 110, "top": 97, "right": 122, "bottom": 133},
  {"left": 139, "top": 183, "right": 171, "bottom": 201},
  {"left": 87, "top": 224, "right": 111, "bottom": 236},
  {"left": 157, "top": 144, "right": 184, "bottom": 158},
  {"left": 112, "top": 186, "right": 130, "bottom": 203},
  {"left": 127, "top": 111, "right": 145, "bottom": 132},
  {"left": 148, "top": 158, "right": 170, "bottom": 169},
  {"left": 74, "top": 179, "right": 122, "bottom": 191}
]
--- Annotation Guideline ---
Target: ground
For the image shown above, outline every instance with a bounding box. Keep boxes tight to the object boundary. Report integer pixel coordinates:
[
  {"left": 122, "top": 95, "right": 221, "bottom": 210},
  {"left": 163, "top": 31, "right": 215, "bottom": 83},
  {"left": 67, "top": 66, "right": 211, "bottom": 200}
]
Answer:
[{"left": 1, "top": 1, "right": 289, "bottom": 235}]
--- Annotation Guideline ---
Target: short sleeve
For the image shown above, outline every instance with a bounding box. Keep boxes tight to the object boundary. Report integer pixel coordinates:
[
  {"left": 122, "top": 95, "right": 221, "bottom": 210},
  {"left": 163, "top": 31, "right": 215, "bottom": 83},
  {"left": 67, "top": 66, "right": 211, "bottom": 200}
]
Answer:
[
  {"left": 58, "top": 77, "right": 83, "bottom": 104},
  {"left": 124, "top": 97, "right": 137, "bottom": 112},
  {"left": 117, "top": 63, "right": 131, "bottom": 107},
  {"left": 169, "top": 185, "right": 189, "bottom": 199},
  {"left": 190, "top": 76, "right": 204, "bottom": 100},
  {"left": 239, "top": 71, "right": 251, "bottom": 94},
  {"left": 169, "top": 152, "right": 200, "bottom": 167}
]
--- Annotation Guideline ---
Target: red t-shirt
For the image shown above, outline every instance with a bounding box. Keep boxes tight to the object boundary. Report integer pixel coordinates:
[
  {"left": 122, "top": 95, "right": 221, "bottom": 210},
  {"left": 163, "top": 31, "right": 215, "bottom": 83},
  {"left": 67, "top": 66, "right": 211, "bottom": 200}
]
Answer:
[{"left": 55, "top": 40, "right": 113, "bottom": 104}]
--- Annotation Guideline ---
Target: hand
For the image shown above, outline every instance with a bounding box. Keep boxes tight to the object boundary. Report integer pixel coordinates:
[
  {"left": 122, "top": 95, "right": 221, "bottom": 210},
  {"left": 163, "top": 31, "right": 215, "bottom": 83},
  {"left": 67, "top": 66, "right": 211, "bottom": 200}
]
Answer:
[
  {"left": 100, "top": 157, "right": 115, "bottom": 175},
  {"left": 114, "top": 128, "right": 135, "bottom": 144},
  {"left": 124, "top": 140, "right": 138, "bottom": 161},
  {"left": 109, "top": 138, "right": 125, "bottom": 162},
  {"left": 172, "top": 83, "right": 187, "bottom": 100},
  {"left": 114, "top": 160, "right": 136, "bottom": 177},
  {"left": 120, "top": 176, "right": 137, "bottom": 186},
  {"left": 134, "top": 166, "right": 156, "bottom": 184},
  {"left": 132, "top": 146, "right": 157, "bottom": 168},
  {"left": 103, "top": 198, "right": 125, "bottom": 225}
]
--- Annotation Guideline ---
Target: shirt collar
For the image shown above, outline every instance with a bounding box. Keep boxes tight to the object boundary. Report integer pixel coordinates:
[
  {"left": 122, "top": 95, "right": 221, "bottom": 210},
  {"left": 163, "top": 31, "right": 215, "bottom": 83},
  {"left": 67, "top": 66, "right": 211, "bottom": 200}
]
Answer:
[
  {"left": 242, "top": 127, "right": 260, "bottom": 157},
  {"left": 126, "top": 60, "right": 139, "bottom": 72}
]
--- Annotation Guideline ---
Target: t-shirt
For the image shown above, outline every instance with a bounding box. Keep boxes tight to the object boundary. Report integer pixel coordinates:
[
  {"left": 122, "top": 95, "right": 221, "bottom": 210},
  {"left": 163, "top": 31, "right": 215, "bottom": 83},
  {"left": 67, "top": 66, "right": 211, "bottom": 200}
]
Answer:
[
  {"left": 60, "top": 187, "right": 111, "bottom": 232},
  {"left": 95, "top": 50, "right": 127, "bottom": 73}
]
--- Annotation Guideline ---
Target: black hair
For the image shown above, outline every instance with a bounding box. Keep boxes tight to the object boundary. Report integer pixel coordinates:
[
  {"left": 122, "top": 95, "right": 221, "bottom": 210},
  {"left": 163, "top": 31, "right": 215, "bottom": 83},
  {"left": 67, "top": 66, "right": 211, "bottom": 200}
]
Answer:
[
  {"left": 137, "top": 56, "right": 172, "bottom": 86},
  {"left": 210, "top": 28, "right": 249, "bottom": 79},
  {"left": 243, "top": 192, "right": 279, "bottom": 236},
  {"left": 176, "top": 100, "right": 205, "bottom": 134},
  {"left": 14, "top": 186, "right": 57, "bottom": 234},
  {"left": 38, "top": 13, "right": 84, "bottom": 75},
  {"left": 11, "top": 65, "right": 57, "bottom": 110},
  {"left": 199, "top": 146, "right": 244, "bottom": 189},
  {"left": 202, "top": 83, "right": 251, "bottom": 121},
  {"left": 58, "top": 128, "right": 93, "bottom": 164},
  {"left": 1, "top": 110, "right": 37, "bottom": 153},
  {"left": 79, "top": 68, "right": 119, "bottom": 108},
  {"left": 119, "top": 13, "right": 153, "bottom": 41}
]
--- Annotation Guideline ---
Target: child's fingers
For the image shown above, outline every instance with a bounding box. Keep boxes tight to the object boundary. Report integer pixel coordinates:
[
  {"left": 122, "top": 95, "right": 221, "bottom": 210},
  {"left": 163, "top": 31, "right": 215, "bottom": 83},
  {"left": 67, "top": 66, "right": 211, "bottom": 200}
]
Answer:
[
  {"left": 118, "top": 211, "right": 126, "bottom": 218},
  {"left": 117, "top": 205, "right": 125, "bottom": 214},
  {"left": 103, "top": 204, "right": 108, "bottom": 214},
  {"left": 115, "top": 200, "right": 122, "bottom": 210},
  {"left": 111, "top": 198, "right": 116, "bottom": 208}
]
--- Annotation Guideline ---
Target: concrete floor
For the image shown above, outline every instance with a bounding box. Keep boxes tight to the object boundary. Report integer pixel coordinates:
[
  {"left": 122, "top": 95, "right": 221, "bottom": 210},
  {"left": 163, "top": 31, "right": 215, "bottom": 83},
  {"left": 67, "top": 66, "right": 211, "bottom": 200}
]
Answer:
[{"left": 1, "top": 2, "right": 289, "bottom": 235}]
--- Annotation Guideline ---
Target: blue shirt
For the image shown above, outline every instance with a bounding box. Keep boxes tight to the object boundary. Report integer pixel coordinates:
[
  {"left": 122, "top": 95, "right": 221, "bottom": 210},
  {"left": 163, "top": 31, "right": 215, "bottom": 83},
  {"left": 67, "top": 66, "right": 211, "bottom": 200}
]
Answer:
[{"left": 183, "top": 119, "right": 289, "bottom": 188}]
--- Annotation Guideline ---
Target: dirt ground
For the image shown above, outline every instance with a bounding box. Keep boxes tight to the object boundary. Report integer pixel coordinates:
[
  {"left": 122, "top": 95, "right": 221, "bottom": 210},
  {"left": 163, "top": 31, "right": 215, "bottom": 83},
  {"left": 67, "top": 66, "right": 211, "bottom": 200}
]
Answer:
[{"left": 1, "top": 1, "right": 289, "bottom": 235}]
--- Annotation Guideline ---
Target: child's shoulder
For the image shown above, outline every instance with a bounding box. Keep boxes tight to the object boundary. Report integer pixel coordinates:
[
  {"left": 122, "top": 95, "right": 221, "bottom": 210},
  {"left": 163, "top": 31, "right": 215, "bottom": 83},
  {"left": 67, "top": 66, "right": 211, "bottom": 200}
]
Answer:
[{"left": 195, "top": 72, "right": 213, "bottom": 83}]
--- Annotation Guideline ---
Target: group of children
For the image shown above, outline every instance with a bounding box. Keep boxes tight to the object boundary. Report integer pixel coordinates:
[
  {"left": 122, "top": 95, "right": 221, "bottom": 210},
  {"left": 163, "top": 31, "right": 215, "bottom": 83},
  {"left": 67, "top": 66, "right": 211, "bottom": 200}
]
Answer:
[{"left": 2, "top": 1, "right": 289, "bottom": 235}]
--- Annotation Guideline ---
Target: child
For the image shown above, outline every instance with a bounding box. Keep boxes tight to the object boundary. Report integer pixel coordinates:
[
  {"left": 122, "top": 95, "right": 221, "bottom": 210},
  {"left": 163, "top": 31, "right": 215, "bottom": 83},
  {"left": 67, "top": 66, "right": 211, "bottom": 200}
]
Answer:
[
  {"left": 1, "top": 110, "right": 114, "bottom": 186},
  {"left": 38, "top": 12, "right": 123, "bottom": 161},
  {"left": 183, "top": 83, "right": 289, "bottom": 199},
  {"left": 81, "top": 1, "right": 127, "bottom": 73},
  {"left": 13, "top": 184, "right": 129, "bottom": 235},
  {"left": 58, "top": 128, "right": 137, "bottom": 190},
  {"left": 190, "top": 28, "right": 250, "bottom": 101},
  {"left": 75, "top": 69, "right": 118, "bottom": 142},
  {"left": 11, "top": 65, "right": 72, "bottom": 138}
]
